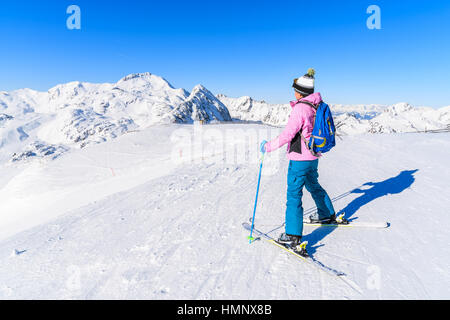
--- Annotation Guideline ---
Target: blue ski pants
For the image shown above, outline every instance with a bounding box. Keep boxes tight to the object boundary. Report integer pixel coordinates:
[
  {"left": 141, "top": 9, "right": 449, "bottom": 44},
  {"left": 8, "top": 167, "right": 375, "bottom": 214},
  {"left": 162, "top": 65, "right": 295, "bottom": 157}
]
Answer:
[{"left": 285, "top": 160, "right": 335, "bottom": 236}]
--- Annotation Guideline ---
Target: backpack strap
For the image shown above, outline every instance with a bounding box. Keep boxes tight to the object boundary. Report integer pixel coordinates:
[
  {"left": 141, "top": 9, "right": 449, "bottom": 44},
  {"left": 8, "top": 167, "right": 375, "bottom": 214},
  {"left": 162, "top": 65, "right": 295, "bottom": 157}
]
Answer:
[
  {"left": 300, "top": 133, "right": 320, "bottom": 157},
  {"left": 290, "top": 101, "right": 322, "bottom": 157},
  {"left": 297, "top": 101, "right": 320, "bottom": 157},
  {"left": 298, "top": 100, "right": 319, "bottom": 110}
]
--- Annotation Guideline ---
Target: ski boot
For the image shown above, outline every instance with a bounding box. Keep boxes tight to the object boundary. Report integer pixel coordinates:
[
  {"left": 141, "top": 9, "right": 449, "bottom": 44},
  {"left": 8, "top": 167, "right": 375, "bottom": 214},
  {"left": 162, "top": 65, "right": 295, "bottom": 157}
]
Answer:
[
  {"left": 277, "top": 233, "right": 309, "bottom": 257},
  {"left": 309, "top": 213, "right": 349, "bottom": 225},
  {"left": 333, "top": 213, "right": 349, "bottom": 224}
]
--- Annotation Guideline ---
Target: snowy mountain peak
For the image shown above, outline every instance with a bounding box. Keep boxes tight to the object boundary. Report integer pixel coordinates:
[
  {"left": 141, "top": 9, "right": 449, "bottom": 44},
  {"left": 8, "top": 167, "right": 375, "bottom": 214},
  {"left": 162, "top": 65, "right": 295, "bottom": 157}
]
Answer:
[
  {"left": 116, "top": 72, "right": 175, "bottom": 91},
  {"left": 191, "top": 84, "right": 208, "bottom": 93},
  {"left": 190, "top": 84, "right": 219, "bottom": 99},
  {"left": 171, "top": 85, "right": 232, "bottom": 123},
  {"left": 48, "top": 81, "right": 87, "bottom": 99},
  {"left": 119, "top": 72, "right": 153, "bottom": 82},
  {"left": 384, "top": 102, "right": 414, "bottom": 115}
]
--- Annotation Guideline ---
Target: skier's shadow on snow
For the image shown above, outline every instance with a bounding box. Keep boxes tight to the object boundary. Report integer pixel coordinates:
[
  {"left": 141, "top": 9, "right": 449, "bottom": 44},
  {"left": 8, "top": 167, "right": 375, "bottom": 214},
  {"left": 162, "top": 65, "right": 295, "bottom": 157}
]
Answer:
[{"left": 305, "top": 169, "right": 418, "bottom": 255}]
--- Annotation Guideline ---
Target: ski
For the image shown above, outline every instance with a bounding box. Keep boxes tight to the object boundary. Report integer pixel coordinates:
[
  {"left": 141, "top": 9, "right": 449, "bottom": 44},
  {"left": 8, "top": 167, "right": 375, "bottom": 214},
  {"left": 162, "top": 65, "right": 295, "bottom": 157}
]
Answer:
[
  {"left": 248, "top": 216, "right": 388, "bottom": 229},
  {"left": 243, "top": 222, "right": 343, "bottom": 276},
  {"left": 242, "top": 222, "right": 363, "bottom": 293},
  {"left": 303, "top": 220, "right": 388, "bottom": 229},
  {"left": 304, "top": 212, "right": 388, "bottom": 229}
]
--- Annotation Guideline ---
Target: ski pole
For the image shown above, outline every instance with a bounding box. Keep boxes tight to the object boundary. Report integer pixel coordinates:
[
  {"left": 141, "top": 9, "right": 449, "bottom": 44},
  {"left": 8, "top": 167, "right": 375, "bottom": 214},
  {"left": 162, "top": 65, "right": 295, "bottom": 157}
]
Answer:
[{"left": 248, "top": 152, "right": 265, "bottom": 244}]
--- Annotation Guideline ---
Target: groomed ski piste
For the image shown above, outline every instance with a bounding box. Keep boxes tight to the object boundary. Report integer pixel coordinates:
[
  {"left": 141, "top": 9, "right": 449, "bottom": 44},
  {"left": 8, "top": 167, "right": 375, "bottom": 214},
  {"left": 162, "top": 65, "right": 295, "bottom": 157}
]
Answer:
[{"left": 0, "top": 122, "right": 449, "bottom": 299}]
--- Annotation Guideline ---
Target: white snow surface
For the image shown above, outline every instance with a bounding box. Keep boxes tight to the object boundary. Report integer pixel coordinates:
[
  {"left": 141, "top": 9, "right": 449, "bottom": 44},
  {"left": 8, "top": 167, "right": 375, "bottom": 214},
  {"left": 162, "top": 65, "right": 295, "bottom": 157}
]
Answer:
[{"left": 0, "top": 123, "right": 449, "bottom": 299}]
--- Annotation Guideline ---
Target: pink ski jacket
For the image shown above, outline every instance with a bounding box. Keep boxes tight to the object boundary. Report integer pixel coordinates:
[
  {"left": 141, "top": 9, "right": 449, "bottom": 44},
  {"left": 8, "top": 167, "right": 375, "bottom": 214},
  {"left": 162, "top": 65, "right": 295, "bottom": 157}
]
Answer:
[{"left": 265, "top": 92, "right": 322, "bottom": 161}]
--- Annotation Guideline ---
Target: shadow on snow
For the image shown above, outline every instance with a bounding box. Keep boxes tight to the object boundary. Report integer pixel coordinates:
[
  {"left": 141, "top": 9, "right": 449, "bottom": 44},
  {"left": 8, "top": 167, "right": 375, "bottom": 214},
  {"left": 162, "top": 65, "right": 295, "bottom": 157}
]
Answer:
[{"left": 305, "top": 169, "right": 418, "bottom": 255}]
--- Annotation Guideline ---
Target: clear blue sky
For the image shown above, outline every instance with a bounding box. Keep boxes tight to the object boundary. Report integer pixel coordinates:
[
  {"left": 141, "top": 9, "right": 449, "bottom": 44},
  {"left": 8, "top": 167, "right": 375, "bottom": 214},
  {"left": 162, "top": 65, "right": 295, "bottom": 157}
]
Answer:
[{"left": 0, "top": 0, "right": 449, "bottom": 107}]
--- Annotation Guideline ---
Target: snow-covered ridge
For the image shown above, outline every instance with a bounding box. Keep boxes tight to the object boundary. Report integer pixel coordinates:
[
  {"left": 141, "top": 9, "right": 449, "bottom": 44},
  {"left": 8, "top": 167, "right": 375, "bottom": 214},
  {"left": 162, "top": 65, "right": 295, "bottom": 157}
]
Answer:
[
  {"left": 0, "top": 73, "right": 231, "bottom": 163},
  {"left": 217, "top": 94, "right": 450, "bottom": 135},
  {"left": 172, "top": 85, "right": 231, "bottom": 124},
  {"left": 2, "top": 73, "right": 448, "bottom": 164}
]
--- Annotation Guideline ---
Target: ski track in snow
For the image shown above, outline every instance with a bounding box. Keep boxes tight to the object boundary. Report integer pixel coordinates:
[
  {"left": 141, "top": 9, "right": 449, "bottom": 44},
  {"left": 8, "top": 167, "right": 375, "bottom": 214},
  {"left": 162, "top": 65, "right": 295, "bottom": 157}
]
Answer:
[{"left": 0, "top": 124, "right": 449, "bottom": 299}]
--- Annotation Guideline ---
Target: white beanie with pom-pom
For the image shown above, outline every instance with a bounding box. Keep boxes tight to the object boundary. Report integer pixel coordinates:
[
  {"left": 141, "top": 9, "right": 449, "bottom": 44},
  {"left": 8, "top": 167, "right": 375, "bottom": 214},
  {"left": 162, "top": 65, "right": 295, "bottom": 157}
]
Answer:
[{"left": 293, "top": 68, "right": 315, "bottom": 96}]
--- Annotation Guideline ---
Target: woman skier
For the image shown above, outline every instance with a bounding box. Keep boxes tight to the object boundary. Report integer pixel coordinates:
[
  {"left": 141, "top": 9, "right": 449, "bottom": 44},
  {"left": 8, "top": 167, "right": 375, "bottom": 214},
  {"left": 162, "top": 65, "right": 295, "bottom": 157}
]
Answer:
[{"left": 260, "top": 69, "right": 344, "bottom": 257}]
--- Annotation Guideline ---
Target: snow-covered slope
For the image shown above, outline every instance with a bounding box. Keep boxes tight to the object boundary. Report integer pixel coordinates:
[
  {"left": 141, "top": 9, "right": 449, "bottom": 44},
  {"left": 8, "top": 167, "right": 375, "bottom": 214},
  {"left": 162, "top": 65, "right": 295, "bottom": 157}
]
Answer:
[
  {"left": 217, "top": 94, "right": 450, "bottom": 135},
  {"left": 0, "top": 124, "right": 449, "bottom": 299},
  {"left": 0, "top": 73, "right": 231, "bottom": 164}
]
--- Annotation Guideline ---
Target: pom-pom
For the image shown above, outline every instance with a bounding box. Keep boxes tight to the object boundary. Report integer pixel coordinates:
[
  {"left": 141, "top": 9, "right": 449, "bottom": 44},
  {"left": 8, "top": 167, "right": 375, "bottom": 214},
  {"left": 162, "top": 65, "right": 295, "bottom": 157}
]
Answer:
[{"left": 307, "top": 68, "right": 316, "bottom": 77}]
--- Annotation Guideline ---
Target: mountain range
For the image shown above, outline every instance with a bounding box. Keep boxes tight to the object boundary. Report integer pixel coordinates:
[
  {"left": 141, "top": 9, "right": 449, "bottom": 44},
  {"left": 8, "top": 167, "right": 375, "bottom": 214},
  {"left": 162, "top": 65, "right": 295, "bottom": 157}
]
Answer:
[
  {"left": 0, "top": 73, "right": 231, "bottom": 163},
  {"left": 1, "top": 72, "right": 448, "bottom": 164},
  {"left": 217, "top": 94, "right": 450, "bottom": 135}
]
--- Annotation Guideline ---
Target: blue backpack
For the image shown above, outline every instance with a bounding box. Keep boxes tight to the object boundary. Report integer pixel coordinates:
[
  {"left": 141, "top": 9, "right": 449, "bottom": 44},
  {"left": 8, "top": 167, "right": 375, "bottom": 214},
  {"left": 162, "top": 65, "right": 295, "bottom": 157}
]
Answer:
[{"left": 299, "top": 101, "right": 336, "bottom": 155}]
